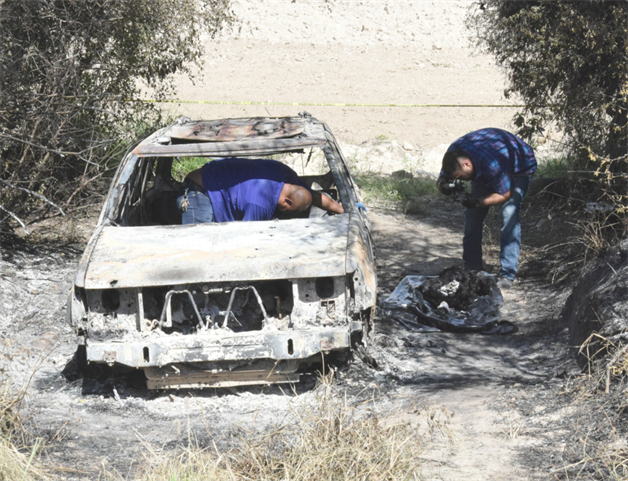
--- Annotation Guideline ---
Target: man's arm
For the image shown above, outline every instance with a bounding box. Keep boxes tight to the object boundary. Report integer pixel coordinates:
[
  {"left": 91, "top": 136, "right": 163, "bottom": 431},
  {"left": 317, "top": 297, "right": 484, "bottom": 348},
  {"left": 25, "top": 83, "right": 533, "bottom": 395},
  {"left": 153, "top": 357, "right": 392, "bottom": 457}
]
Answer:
[
  {"left": 478, "top": 190, "right": 511, "bottom": 207},
  {"left": 185, "top": 167, "right": 204, "bottom": 187},
  {"left": 484, "top": 164, "right": 511, "bottom": 206},
  {"left": 310, "top": 191, "right": 344, "bottom": 214}
]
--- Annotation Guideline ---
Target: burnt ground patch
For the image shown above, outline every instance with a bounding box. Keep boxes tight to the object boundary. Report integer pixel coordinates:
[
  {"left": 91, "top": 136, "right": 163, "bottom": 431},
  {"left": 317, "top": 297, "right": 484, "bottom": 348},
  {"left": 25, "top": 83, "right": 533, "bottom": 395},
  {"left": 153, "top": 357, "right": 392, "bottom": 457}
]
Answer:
[{"left": 0, "top": 193, "right": 623, "bottom": 480}]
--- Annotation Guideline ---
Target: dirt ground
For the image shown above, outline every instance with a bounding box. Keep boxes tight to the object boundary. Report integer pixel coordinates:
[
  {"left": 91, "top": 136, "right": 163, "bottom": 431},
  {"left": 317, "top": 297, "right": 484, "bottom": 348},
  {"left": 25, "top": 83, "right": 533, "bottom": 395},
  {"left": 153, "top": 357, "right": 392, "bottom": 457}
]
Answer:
[
  {"left": 0, "top": 198, "right": 583, "bottom": 480},
  {"left": 164, "top": 0, "right": 538, "bottom": 173},
  {"left": 0, "top": 1, "right": 597, "bottom": 480}
]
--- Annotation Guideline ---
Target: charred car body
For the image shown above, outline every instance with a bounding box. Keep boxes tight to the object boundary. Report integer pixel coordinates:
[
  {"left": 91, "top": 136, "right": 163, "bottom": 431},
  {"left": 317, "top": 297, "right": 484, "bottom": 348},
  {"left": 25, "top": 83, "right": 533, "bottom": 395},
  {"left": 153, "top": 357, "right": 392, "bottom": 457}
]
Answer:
[{"left": 67, "top": 113, "right": 377, "bottom": 389}]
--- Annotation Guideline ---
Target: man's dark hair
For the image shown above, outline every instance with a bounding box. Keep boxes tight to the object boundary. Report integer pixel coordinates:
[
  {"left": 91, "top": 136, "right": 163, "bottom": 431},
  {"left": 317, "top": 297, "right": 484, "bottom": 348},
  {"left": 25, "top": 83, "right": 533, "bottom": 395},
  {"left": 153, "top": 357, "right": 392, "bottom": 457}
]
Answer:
[{"left": 442, "top": 149, "right": 469, "bottom": 176}]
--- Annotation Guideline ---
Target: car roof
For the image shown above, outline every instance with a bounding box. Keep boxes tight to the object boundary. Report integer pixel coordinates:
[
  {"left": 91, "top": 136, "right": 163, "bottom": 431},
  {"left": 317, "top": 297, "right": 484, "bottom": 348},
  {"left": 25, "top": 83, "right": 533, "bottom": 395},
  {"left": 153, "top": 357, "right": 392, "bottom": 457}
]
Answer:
[{"left": 132, "top": 113, "right": 330, "bottom": 158}]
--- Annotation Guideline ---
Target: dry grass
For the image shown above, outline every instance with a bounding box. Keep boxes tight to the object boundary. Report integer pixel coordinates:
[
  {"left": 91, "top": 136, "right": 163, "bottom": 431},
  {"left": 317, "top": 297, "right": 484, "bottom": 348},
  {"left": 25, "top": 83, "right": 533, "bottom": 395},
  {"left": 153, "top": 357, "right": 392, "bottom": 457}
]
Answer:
[
  {"left": 500, "top": 415, "right": 526, "bottom": 440},
  {"left": 0, "top": 377, "right": 46, "bottom": 481},
  {"left": 553, "top": 337, "right": 628, "bottom": 480},
  {"left": 108, "top": 375, "right": 433, "bottom": 481}
]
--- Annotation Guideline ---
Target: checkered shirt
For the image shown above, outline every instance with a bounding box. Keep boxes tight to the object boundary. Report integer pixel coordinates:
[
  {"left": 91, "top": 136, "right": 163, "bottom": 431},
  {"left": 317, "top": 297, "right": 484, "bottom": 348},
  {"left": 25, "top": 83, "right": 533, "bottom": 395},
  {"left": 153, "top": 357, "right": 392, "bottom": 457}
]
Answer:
[{"left": 446, "top": 128, "right": 537, "bottom": 195}]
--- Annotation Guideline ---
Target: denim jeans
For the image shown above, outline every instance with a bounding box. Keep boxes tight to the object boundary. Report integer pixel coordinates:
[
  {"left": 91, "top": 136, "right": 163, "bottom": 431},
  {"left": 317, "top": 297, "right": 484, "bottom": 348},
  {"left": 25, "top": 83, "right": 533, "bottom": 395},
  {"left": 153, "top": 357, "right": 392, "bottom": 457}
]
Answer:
[
  {"left": 177, "top": 185, "right": 214, "bottom": 224},
  {"left": 463, "top": 175, "right": 531, "bottom": 280}
]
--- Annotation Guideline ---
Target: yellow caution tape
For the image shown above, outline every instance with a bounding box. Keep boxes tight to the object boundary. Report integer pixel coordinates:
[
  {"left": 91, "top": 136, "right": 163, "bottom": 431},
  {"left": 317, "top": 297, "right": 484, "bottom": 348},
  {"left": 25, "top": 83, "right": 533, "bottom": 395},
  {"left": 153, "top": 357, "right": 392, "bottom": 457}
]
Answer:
[{"left": 142, "top": 99, "right": 526, "bottom": 108}]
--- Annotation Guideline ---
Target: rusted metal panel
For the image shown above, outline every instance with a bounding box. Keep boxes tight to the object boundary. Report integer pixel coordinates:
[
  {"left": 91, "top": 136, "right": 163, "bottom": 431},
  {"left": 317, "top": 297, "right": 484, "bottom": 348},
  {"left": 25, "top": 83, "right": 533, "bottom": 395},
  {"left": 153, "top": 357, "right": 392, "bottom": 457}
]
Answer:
[
  {"left": 145, "top": 371, "right": 300, "bottom": 390},
  {"left": 165, "top": 118, "right": 305, "bottom": 142},
  {"left": 133, "top": 138, "right": 326, "bottom": 157},
  {"left": 347, "top": 239, "right": 378, "bottom": 311},
  {"left": 321, "top": 129, "right": 378, "bottom": 310},
  {"left": 83, "top": 216, "right": 350, "bottom": 289},
  {"left": 144, "top": 359, "right": 300, "bottom": 389},
  {"left": 74, "top": 223, "right": 105, "bottom": 288},
  {"left": 85, "top": 328, "right": 351, "bottom": 367}
]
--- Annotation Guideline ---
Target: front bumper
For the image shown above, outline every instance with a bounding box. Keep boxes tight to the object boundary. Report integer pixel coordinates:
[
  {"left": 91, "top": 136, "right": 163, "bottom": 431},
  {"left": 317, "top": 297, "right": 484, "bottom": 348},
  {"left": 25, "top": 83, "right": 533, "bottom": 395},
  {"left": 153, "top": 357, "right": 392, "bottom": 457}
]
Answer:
[{"left": 86, "top": 327, "right": 353, "bottom": 368}]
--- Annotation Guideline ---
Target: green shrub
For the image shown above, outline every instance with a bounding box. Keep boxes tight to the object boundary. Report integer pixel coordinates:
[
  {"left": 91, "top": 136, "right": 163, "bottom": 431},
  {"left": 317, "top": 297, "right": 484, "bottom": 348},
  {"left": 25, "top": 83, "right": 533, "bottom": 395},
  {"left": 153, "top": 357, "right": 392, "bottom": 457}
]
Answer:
[
  {"left": 171, "top": 157, "right": 212, "bottom": 182},
  {"left": 468, "top": 1, "right": 627, "bottom": 161},
  {"left": 535, "top": 156, "right": 573, "bottom": 178},
  {"left": 355, "top": 173, "right": 438, "bottom": 212},
  {"left": 0, "top": 0, "right": 234, "bottom": 231}
]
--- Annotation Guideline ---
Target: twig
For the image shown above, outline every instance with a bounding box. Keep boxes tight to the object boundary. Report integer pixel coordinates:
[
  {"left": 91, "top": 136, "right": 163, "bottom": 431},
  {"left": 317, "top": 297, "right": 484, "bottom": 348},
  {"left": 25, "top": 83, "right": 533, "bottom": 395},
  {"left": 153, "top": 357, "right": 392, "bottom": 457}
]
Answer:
[
  {"left": 0, "top": 179, "right": 65, "bottom": 216},
  {"left": 606, "top": 262, "right": 618, "bottom": 276},
  {"left": 20, "top": 438, "right": 42, "bottom": 481},
  {"left": 0, "top": 133, "right": 99, "bottom": 166},
  {"left": 62, "top": 172, "right": 104, "bottom": 207},
  {"left": 0, "top": 204, "right": 30, "bottom": 234},
  {"left": 550, "top": 457, "right": 588, "bottom": 474},
  {"left": 605, "top": 343, "right": 628, "bottom": 394}
]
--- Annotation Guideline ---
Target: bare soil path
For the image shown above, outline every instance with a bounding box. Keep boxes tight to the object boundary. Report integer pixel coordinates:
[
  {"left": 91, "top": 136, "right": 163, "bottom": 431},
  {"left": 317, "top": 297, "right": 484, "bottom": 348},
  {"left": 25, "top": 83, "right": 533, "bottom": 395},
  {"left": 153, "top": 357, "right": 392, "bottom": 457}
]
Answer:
[{"left": 366, "top": 207, "right": 576, "bottom": 479}]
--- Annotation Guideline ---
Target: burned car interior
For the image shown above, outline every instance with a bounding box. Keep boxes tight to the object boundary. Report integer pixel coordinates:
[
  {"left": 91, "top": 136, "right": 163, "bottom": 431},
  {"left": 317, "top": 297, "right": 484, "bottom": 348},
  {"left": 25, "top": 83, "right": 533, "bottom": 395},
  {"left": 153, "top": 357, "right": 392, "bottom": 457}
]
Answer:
[
  {"left": 121, "top": 152, "right": 341, "bottom": 227},
  {"left": 69, "top": 114, "right": 377, "bottom": 389}
]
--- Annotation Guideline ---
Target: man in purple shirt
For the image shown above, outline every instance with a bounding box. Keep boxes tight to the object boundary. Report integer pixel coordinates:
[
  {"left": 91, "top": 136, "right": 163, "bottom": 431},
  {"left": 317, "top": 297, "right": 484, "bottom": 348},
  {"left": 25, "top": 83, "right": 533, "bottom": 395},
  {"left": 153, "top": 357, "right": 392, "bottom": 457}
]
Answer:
[
  {"left": 437, "top": 128, "right": 537, "bottom": 289},
  {"left": 177, "top": 157, "right": 343, "bottom": 224}
]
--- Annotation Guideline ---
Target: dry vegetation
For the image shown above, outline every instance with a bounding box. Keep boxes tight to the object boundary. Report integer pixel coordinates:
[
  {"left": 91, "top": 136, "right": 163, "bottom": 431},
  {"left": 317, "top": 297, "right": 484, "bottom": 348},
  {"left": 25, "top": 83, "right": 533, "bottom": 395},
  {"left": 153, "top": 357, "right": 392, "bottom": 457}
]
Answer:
[
  {"left": 552, "top": 339, "right": 628, "bottom": 480},
  {"left": 0, "top": 377, "right": 45, "bottom": 481},
  {"left": 453, "top": 173, "right": 627, "bottom": 479},
  {"left": 102, "top": 374, "right": 448, "bottom": 481}
]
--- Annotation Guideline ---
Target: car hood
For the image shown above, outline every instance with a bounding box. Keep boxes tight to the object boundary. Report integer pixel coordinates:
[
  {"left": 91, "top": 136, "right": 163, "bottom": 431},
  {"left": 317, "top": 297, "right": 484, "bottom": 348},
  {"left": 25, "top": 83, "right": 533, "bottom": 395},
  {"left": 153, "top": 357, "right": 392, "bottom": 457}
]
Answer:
[{"left": 77, "top": 216, "right": 350, "bottom": 289}]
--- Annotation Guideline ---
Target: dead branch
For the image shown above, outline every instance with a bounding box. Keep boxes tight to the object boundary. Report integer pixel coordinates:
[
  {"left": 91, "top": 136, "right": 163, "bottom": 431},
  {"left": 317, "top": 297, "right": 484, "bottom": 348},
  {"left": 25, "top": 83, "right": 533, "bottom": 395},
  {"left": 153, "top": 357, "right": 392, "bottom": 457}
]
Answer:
[
  {"left": 0, "top": 205, "right": 30, "bottom": 234},
  {"left": 0, "top": 133, "right": 99, "bottom": 166},
  {"left": 605, "top": 343, "right": 628, "bottom": 394},
  {"left": 0, "top": 179, "right": 65, "bottom": 216}
]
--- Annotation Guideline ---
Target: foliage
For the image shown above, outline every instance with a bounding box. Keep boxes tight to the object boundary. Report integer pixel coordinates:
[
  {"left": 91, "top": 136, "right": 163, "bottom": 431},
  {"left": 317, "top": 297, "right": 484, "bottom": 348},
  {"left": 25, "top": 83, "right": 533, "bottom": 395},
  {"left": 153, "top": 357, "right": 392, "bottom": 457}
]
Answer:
[
  {"left": 355, "top": 173, "right": 438, "bottom": 215},
  {"left": 534, "top": 156, "right": 572, "bottom": 179},
  {"left": 554, "top": 336, "right": 628, "bottom": 480},
  {"left": 467, "top": 0, "right": 627, "bottom": 212},
  {"left": 0, "top": 0, "right": 233, "bottom": 231},
  {"left": 171, "top": 157, "right": 212, "bottom": 182}
]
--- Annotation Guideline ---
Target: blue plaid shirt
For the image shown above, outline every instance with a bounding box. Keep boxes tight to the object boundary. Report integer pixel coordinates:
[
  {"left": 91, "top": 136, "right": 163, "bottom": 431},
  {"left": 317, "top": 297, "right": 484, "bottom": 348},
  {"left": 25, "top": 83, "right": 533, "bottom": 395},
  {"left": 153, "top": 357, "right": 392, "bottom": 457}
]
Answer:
[{"left": 445, "top": 128, "right": 537, "bottom": 195}]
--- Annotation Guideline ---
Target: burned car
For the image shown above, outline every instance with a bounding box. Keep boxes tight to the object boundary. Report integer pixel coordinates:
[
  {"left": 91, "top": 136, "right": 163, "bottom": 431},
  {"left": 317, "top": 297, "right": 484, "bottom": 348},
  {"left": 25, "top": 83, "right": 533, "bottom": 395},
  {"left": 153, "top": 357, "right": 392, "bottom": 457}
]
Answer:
[{"left": 67, "top": 112, "right": 377, "bottom": 389}]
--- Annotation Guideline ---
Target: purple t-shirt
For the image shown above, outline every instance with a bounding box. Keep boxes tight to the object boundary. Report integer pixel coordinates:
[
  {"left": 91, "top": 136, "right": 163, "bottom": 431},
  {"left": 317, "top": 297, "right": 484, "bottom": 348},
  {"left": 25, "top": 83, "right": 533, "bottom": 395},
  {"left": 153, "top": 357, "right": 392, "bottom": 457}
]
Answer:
[
  {"left": 444, "top": 128, "right": 537, "bottom": 195},
  {"left": 201, "top": 158, "right": 307, "bottom": 222}
]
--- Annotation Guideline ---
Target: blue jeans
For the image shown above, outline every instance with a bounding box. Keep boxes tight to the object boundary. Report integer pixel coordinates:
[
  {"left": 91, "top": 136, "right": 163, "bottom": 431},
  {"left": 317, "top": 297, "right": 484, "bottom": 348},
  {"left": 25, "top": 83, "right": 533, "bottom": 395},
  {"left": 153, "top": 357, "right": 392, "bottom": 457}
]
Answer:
[
  {"left": 177, "top": 185, "right": 214, "bottom": 224},
  {"left": 463, "top": 175, "right": 531, "bottom": 280}
]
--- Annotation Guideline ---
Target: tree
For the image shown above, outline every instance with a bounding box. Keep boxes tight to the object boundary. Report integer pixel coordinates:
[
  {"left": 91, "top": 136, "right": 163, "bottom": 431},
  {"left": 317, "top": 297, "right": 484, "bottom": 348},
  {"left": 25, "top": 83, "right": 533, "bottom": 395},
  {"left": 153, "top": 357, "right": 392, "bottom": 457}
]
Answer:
[
  {"left": 0, "top": 0, "right": 233, "bottom": 231},
  {"left": 467, "top": 0, "right": 627, "bottom": 204}
]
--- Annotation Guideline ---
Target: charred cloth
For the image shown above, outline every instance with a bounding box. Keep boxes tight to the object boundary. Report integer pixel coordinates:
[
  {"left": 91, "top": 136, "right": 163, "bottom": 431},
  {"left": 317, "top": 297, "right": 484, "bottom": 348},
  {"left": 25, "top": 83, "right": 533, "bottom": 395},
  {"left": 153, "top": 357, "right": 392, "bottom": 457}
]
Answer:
[
  {"left": 418, "top": 266, "right": 494, "bottom": 311},
  {"left": 381, "top": 267, "right": 514, "bottom": 334}
]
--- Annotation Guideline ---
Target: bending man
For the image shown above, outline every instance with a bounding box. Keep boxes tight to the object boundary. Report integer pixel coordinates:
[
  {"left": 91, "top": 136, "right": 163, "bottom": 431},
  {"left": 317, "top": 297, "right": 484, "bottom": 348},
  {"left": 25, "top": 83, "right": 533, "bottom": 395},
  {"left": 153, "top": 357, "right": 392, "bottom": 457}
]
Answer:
[
  {"left": 178, "top": 157, "right": 344, "bottom": 224},
  {"left": 437, "top": 128, "right": 537, "bottom": 289}
]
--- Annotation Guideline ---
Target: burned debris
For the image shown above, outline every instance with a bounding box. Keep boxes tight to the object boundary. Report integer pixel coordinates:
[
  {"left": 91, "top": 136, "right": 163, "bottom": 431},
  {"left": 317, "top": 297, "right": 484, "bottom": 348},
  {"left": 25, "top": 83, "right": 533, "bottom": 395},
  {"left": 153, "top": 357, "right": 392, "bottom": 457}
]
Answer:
[
  {"left": 418, "top": 266, "right": 495, "bottom": 311},
  {"left": 381, "top": 267, "right": 515, "bottom": 335}
]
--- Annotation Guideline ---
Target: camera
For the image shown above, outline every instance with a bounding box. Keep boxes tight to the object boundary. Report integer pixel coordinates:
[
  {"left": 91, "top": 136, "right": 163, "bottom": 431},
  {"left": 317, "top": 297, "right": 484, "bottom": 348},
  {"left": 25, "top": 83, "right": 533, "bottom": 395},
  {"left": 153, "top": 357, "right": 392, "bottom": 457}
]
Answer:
[{"left": 437, "top": 178, "right": 467, "bottom": 202}]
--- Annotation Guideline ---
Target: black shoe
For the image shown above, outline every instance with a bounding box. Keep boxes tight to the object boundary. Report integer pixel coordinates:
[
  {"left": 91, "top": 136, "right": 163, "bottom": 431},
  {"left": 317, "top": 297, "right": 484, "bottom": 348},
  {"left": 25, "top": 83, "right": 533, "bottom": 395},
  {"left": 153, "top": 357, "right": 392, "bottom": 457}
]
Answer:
[{"left": 496, "top": 277, "right": 514, "bottom": 290}]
